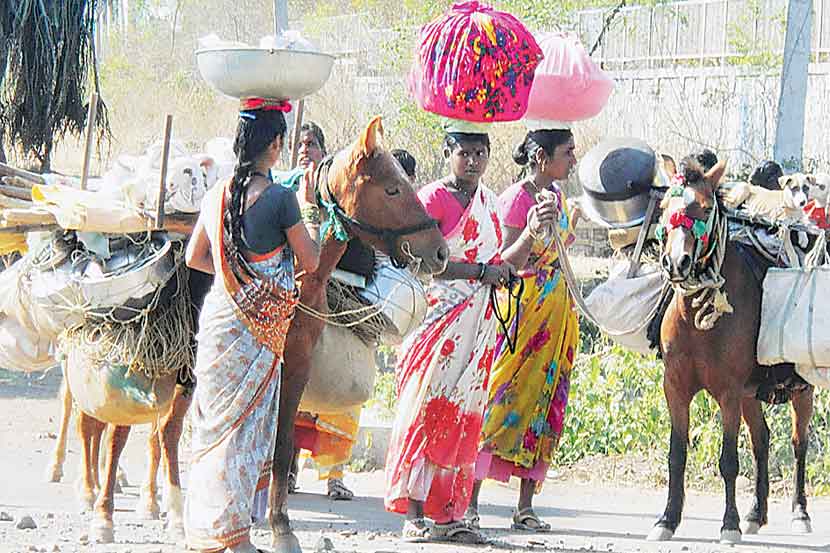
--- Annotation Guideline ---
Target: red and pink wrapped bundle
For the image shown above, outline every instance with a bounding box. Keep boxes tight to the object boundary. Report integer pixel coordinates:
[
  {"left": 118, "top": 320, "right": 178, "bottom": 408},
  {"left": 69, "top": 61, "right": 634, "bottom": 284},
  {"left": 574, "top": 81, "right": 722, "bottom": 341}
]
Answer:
[{"left": 409, "top": 1, "right": 542, "bottom": 123}]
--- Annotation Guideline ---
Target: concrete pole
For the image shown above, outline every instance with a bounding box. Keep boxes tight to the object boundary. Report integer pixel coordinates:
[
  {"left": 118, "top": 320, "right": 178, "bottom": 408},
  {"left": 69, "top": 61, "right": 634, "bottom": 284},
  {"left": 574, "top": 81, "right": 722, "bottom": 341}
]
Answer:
[
  {"left": 773, "top": 0, "right": 813, "bottom": 171},
  {"left": 275, "top": 0, "right": 288, "bottom": 36}
]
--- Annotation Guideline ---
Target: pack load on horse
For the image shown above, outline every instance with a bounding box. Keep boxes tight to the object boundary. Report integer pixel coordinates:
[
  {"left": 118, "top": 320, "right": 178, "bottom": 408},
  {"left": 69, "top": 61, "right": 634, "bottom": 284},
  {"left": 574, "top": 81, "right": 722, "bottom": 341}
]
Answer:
[
  {"left": 0, "top": 119, "right": 221, "bottom": 542},
  {"left": 571, "top": 137, "right": 671, "bottom": 355}
]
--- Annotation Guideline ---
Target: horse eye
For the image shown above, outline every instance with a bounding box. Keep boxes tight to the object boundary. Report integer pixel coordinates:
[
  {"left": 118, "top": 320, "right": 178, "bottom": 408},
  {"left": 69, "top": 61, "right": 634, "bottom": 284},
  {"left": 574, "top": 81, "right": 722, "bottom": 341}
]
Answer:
[{"left": 385, "top": 187, "right": 400, "bottom": 197}]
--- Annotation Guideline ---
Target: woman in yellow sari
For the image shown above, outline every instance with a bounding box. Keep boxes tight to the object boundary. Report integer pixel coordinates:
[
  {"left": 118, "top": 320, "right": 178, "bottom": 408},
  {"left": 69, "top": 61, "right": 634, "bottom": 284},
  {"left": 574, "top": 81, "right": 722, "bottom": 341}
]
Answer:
[
  {"left": 183, "top": 99, "right": 320, "bottom": 553},
  {"left": 466, "top": 127, "right": 580, "bottom": 532}
]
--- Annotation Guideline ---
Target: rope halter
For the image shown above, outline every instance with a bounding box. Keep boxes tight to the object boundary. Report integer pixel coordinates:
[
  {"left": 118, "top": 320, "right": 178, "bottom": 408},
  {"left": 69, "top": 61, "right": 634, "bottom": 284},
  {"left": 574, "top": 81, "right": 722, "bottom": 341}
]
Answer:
[{"left": 657, "top": 174, "right": 733, "bottom": 330}]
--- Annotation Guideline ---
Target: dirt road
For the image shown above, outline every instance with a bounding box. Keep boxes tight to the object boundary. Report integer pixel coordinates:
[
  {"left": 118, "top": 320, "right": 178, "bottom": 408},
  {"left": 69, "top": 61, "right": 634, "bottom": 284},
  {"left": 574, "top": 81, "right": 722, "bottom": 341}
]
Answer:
[{"left": 2, "top": 369, "right": 829, "bottom": 553}]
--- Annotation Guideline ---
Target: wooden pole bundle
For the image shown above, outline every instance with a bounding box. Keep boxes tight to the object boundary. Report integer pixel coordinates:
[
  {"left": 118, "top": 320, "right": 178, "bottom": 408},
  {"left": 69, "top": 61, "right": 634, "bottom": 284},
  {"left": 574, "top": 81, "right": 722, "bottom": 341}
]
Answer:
[
  {"left": 80, "top": 93, "right": 99, "bottom": 191},
  {"left": 153, "top": 114, "right": 174, "bottom": 231}
]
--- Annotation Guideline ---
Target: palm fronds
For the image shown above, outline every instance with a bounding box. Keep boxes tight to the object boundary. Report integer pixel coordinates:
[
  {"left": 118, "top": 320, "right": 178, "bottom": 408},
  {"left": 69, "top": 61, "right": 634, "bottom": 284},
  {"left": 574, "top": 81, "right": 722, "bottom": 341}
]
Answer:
[{"left": 0, "top": 0, "right": 111, "bottom": 170}]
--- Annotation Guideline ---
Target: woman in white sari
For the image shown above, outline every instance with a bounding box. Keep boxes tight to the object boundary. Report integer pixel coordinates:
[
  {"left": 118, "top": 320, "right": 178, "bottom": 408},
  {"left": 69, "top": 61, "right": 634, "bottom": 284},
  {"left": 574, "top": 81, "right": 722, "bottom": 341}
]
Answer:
[{"left": 184, "top": 99, "right": 319, "bottom": 553}]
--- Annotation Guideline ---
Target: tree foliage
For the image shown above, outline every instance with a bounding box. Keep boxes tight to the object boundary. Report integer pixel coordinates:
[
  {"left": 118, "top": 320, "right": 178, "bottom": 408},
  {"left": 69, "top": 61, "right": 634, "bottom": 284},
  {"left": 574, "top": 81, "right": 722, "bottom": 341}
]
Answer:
[{"left": 0, "top": 0, "right": 110, "bottom": 170}]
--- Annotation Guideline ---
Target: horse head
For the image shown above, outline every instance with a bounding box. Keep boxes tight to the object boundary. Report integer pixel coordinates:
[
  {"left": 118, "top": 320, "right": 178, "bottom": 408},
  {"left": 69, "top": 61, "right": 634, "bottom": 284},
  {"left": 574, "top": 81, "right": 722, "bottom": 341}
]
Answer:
[
  {"left": 658, "top": 157, "right": 726, "bottom": 282},
  {"left": 318, "top": 116, "right": 449, "bottom": 275}
]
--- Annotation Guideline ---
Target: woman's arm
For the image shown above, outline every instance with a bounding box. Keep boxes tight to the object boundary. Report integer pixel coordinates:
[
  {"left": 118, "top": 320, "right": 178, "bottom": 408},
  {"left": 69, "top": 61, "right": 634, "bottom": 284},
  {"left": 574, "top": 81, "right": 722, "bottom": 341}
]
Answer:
[
  {"left": 501, "top": 197, "right": 559, "bottom": 269},
  {"left": 436, "top": 260, "right": 515, "bottom": 287},
  {"left": 285, "top": 221, "right": 320, "bottom": 273},
  {"left": 569, "top": 201, "right": 583, "bottom": 230},
  {"left": 500, "top": 225, "right": 536, "bottom": 270},
  {"left": 185, "top": 217, "right": 215, "bottom": 275}
]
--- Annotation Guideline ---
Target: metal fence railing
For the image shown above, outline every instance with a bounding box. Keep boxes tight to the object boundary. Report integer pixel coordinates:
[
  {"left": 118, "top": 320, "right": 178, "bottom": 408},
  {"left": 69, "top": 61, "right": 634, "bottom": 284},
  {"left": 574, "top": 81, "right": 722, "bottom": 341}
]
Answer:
[{"left": 577, "top": 0, "right": 830, "bottom": 68}]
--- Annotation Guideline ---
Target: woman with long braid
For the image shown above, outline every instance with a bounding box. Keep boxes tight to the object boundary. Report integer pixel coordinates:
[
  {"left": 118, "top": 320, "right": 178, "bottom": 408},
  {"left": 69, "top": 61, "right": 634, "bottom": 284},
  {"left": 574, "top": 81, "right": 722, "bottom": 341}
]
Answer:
[{"left": 184, "top": 98, "right": 319, "bottom": 553}]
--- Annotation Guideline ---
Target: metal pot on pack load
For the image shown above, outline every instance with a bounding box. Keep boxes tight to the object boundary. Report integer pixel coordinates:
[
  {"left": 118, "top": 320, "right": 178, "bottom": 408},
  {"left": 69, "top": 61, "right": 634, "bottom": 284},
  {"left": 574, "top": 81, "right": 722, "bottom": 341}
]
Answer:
[
  {"left": 577, "top": 137, "right": 661, "bottom": 228},
  {"left": 26, "top": 233, "right": 178, "bottom": 337},
  {"left": 358, "top": 261, "right": 428, "bottom": 345}
]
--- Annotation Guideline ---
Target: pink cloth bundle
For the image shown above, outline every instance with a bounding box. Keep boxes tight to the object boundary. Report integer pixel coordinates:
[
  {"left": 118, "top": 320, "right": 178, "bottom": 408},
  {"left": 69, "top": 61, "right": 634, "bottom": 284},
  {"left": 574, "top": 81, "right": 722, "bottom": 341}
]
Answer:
[
  {"left": 409, "top": 1, "right": 542, "bottom": 123},
  {"left": 524, "top": 32, "right": 614, "bottom": 124}
]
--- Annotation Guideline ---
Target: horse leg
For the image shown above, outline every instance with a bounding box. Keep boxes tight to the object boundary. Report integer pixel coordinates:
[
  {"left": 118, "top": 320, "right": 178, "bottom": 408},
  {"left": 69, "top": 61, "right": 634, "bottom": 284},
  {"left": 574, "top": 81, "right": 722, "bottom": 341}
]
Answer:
[
  {"left": 718, "top": 396, "right": 742, "bottom": 544},
  {"left": 648, "top": 384, "right": 692, "bottom": 541},
  {"left": 137, "top": 421, "right": 161, "bottom": 520},
  {"left": 91, "top": 424, "right": 131, "bottom": 544},
  {"left": 740, "top": 398, "right": 769, "bottom": 535},
  {"left": 790, "top": 387, "right": 814, "bottom": 534},
  {"left": 76, "top": 411, "right": 105, "bottom": 513},
  {"left": 270, "top": 362, "right": 307, "bottom": 553},
  {"left": 91, "top": 424, "right": 104, "bottom": 493},
  {"left": 45, "top": 376, "right": 73, "bottom": 482},
  {"left": 160, "top": 386, "right": 191, "bottom": 543}
]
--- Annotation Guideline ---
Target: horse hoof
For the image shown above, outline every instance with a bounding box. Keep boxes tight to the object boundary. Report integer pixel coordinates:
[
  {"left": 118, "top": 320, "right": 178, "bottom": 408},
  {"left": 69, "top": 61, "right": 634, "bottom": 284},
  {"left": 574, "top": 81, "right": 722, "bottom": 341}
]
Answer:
[
  {"left": 91, "top": 519, "right": 114, "bottom": 544},
  {"left": 719, "top": 529, "right": 742, "bottom": 544},
  {"left": 272, "top": 532, "right": 302, "bottom": 553},
  {"left": 45, "top": 463, "right": 63, "bottom": 483},
  {"left": 792, "top": 518, "right": 812, "bottom": 534},
  {"left": 116, "top": 469, "right": 130, "bottom": 489},
  {"left": 742, "top": 521, "right": 762, "bottom": 535},
  {"left": 165, "top": 520, "right": 185, "bottom": 544},
  {"left": 136, "top": 502, "right": 161, "bottom": 521},
  {"left": 646, "top": 526, "right": 674, "bottom": 542},
  {"left": 78, "top": 496, "right": 95, "bottom": 514}
]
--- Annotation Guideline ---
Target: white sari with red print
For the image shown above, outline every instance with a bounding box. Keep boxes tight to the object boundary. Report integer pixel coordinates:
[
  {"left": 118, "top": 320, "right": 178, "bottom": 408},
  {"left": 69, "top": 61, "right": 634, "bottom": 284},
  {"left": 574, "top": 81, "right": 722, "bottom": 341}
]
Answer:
[{"left": 385, "top": 183, "right": 503, "bottom": 523}]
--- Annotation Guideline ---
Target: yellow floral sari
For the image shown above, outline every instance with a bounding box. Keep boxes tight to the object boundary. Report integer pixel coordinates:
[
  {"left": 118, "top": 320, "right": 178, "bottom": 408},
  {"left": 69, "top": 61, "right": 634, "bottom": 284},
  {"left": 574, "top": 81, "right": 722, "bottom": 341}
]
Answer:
[{"left": 476, "top": 182, "right": 579, "bottom": 483}]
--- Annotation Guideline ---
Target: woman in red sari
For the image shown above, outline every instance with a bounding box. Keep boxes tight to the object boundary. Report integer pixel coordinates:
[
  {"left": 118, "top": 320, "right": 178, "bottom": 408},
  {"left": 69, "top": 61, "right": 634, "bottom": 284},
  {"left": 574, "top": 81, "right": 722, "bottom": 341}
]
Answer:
[{"left": 384, "top": 123, "right": 515, "bottom": 544}]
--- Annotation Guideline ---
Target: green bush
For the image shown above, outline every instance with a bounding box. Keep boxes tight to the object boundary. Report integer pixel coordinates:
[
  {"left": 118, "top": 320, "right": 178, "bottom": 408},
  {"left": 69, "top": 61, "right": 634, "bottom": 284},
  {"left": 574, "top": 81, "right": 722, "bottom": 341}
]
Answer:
[{"left": 558, "top": 335, "right": 830, "bottom": 496}]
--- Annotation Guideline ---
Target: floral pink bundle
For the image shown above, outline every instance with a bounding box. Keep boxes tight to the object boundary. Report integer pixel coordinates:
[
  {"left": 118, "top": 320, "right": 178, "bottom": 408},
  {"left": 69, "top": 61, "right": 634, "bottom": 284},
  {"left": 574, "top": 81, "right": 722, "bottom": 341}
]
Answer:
[{"left": 409, "top": 1, "right": 542, "bottom": 123}]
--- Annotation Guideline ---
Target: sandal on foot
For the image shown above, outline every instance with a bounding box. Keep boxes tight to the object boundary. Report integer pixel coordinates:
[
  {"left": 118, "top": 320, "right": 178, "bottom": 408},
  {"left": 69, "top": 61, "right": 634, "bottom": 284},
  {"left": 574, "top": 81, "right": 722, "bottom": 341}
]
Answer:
[
  {"left": 287, "top": 472, "right": 298, "bottom": 494},
  {"left": 431, "top": 520, "right": 488, "bottom": 544},
  {"left": 463, "top": 509, "right": 481, "bottom": 530},
  {"left": 511, "top": 508, "right": 551, "bottom": 532},
  {"left": 327, "top": 478, "right": 354, "bottom": 501},
  {"left": 402, "top": 518, "right": 430, "bottom": 543}
]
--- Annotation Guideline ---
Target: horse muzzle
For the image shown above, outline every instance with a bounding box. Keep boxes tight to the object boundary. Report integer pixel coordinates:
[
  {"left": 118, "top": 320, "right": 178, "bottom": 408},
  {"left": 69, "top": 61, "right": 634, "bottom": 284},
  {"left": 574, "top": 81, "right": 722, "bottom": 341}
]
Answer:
[
  {"left": 413, "top": 242, "right": 449, "bottom": 275},
  {"left": 662, "top": 252, "right": 692, "bottom": 282}
]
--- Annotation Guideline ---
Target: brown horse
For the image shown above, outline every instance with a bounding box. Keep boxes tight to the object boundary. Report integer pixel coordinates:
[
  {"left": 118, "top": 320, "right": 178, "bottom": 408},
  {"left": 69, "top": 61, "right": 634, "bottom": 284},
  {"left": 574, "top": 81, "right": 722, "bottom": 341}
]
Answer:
[
  {"left": 651, "top": 158, "right": 814, "bottom": 544},
  {"left": 269, "top": 116, "right": 448, "bottom": 553},
  {"left": 55, "top": 266, "right": 212, "bottom": 544}
]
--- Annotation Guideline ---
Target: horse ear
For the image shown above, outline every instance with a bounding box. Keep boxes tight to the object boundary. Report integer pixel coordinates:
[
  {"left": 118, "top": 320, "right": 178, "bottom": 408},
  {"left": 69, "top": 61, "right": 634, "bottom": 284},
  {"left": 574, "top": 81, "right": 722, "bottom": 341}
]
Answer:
[
  {"left": 355, "top": 116, "right": 384, "bottom": 159},
  {"left": 704, "top": 159, "right": 727, "bottom": 187}
]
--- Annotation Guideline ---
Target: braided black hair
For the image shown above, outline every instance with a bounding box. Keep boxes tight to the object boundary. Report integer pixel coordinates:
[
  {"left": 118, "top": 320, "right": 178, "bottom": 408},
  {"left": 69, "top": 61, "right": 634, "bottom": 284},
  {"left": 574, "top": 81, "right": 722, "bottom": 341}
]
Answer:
[
  {"left": 300, "top": 121, "right": 326, "bottom": 156},
  {"left": 225, "top": 109, "right": 287, "bottom": 264}
]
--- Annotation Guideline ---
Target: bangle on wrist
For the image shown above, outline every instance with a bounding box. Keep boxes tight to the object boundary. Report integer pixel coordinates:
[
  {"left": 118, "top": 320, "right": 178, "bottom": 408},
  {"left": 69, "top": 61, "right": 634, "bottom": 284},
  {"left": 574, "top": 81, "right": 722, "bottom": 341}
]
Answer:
[
  {"left": 477, "top": 262, "right": 487, "bottom": 280},
  {"left": 301, "top": 205, "right": 321, "bottom": 225}
]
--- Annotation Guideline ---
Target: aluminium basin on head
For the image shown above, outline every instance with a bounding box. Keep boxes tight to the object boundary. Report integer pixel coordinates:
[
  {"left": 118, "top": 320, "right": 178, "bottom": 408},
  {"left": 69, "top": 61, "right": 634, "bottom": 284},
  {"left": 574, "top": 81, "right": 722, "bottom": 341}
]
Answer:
[{"left": 195, "top": 47, "right": 335, "bottom": 101}]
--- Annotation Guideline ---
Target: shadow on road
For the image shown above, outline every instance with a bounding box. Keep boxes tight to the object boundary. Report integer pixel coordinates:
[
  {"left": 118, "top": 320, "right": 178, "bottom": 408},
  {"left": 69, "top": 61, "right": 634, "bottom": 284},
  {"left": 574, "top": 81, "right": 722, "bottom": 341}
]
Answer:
[{"left": 0, "top": 366, "right": 61, "bottom": 400}]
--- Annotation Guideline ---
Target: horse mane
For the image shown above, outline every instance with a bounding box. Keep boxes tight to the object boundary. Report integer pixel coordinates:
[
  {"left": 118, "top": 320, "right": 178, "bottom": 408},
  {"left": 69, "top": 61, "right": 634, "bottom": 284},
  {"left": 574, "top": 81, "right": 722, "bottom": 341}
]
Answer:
[{"left": 679, "top": 156, "right": 706, "bottom": 185}]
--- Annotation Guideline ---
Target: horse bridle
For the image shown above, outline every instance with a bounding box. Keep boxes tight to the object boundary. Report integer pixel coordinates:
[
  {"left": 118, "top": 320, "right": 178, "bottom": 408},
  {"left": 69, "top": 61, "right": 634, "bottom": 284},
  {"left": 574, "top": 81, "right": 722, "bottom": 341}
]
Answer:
[
  {"left": 658, "top": 185, "right": 721, "bottom": 279},
  {"left": 314, "top": 154, "right": 439, "bottom": 268}
]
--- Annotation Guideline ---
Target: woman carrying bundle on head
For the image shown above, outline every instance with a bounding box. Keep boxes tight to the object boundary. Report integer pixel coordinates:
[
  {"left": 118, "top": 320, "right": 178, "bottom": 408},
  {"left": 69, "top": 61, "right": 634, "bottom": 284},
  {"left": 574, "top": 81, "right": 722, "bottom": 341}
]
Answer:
[
  {"left": 183, "top": 99, "right": 320, "bottom": 553},
  {"left": 465, "top": 126, "right": 581, "bottom": 533},
  {"left": 384, "top": 121, "right": 516, "bottom": 544}
]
